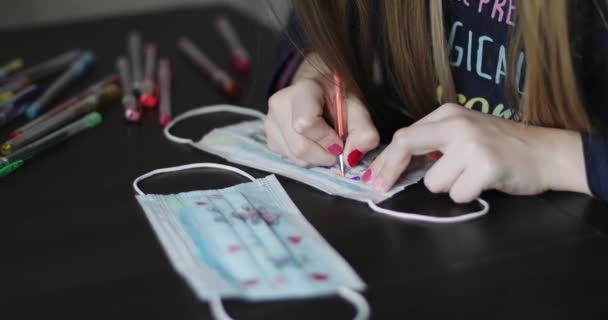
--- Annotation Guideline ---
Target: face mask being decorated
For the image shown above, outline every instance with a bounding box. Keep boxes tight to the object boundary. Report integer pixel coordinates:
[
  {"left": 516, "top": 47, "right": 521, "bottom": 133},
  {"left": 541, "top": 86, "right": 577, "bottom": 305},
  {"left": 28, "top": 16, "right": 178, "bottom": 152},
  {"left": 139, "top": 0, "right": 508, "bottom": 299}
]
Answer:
[
  {"left": 162, "top": 105, "right": 489, "bottom": 223},
  {"left": 133, "top": 163, "right": 369, "bottom": 320}
]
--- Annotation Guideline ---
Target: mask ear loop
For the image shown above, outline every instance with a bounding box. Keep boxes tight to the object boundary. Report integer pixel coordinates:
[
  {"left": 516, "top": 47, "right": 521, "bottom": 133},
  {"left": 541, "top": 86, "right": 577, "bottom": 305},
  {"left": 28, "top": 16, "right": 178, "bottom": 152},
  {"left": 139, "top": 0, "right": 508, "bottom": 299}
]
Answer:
[
  {"left": 209, "top": 295, "right": 234, "bottom": 320},
  {"left": 338, "top": 287, "right": 371, "bottom": 320},
  {"left": 133, "top": 163, "right": 256, "bottom": 196},
  {"left": 367, "top": 198, "right": 489, "bottom": 223},
  {"left": 163, "top": 104, "right": 266, "bottom": 146}
]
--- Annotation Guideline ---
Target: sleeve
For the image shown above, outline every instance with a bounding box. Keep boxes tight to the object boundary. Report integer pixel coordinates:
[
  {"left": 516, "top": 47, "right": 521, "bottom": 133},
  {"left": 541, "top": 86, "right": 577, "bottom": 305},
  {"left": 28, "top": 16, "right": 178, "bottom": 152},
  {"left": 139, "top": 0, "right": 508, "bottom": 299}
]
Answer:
[
  {"left": 578, "top": 0, "right": 608, "bottom": 202},
  {"left": 267, "top": 13, "right": 309, "bottom": 96}
]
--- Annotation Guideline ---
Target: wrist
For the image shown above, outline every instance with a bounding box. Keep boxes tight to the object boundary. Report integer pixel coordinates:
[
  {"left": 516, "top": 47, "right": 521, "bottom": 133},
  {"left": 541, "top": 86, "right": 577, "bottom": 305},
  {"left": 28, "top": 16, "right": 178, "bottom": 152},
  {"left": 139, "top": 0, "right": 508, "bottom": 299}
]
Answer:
[
  {"left": 291, "top": 53, "right": 329, "bottom": 85},
  {"left": 533, "top": 126, "right": 590, "bottom": 194}
]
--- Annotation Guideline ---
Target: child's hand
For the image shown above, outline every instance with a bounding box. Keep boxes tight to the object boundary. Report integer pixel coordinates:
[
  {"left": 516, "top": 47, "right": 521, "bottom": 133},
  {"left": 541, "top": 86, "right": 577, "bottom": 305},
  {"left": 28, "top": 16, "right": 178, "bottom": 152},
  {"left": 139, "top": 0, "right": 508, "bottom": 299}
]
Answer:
[
  {"left": 266, "top": 72, "right": 379, "bottom": 168},
  {"left": 364, "top": 103, "right": 589, "bottom": 202}
]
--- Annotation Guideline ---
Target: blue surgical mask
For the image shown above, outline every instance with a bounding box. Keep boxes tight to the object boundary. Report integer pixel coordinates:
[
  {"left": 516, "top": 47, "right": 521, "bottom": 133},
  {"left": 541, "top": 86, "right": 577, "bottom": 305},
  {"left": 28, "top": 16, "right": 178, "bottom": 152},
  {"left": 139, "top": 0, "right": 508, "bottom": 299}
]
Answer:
[{"left": 133, "top": 163, "right": 369, "bottom": 320}]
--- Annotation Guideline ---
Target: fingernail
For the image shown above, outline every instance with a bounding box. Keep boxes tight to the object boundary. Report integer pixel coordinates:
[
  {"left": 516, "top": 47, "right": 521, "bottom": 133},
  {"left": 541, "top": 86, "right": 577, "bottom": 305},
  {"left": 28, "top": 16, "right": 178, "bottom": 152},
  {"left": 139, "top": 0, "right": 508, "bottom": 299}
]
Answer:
[
  {"left": 362, "top": 168, "right": 372, "bottom": 182},
  {"left": 347, "top": 149, "right": 363, "bottom": 167},
  {"left": 426, "top": 151, "right": 443, "bottom": 161},
  {"left": 328, "top": 144, "right": 343, "bottom": 156}
]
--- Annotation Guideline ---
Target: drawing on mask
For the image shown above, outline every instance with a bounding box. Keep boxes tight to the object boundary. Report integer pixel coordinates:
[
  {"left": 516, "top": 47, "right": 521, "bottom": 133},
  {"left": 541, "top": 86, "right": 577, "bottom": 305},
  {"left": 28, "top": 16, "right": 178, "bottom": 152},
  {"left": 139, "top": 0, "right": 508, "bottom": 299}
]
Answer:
[{"left": 199, "top": 120, "right": 432, "bottom": 203}]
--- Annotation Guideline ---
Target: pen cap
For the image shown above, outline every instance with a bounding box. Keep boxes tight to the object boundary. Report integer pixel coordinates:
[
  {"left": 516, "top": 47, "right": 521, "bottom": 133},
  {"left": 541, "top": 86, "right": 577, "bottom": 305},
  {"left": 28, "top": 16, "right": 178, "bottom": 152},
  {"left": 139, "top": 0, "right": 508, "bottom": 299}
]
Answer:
[
  {"left": 84, "top": 112, "right": 103, "bottom": 128},
  {"left": 98, "top": 84, "right": 122, "bottom": 106},
  {"left": 74, "top": 51, "right": 96, "bottom": 75}
]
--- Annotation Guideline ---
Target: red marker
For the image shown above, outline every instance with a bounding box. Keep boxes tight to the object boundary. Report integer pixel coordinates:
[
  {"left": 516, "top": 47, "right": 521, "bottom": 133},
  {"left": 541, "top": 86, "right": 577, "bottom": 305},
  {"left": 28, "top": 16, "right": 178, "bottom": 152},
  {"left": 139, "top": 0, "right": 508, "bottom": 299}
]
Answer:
[
  {"left": 177, "top": 36, "right": 239, "bottom": 97},
  {"left": 158, "top": 58, "right": 172, "bottom": 127},
  {"left": 215, "top": 15, "right": 251, "bottom": 74},
  {"left": 140, "top": 43, "right": 158, "bottom": 108}
]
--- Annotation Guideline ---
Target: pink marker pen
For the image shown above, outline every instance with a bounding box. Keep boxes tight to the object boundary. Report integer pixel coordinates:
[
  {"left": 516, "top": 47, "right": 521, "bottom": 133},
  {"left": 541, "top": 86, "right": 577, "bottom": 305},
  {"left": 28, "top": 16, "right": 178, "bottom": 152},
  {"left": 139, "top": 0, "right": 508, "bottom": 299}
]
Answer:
[
  {"left": 215, "top": 15, "right": 251, "bottom": 74},
  {"left": 158, "top": 58, "right": 172, "bottom": 127},
  {"left": 178, "top": 36, "right": 239, "bottom": 97},
  {"left": 116, "top": 56, "right": 141, "bottom": 122},
  {"left": 140, "top": 43, "right": 158, "bottom": 108}
]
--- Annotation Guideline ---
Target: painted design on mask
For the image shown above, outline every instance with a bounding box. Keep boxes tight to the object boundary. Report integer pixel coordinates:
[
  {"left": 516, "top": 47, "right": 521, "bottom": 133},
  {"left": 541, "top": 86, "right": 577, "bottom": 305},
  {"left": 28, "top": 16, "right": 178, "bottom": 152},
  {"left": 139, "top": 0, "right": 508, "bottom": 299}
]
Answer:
[
  {"left": 195, "top": 201, "right": 207, "bottom": 205},
  {"left": 273, "top": 257, "right": 292, "bottom": 267},
  {"left": 288, "top": 235, "right": 302, "bottom": 244},
  {"left": 256, "top": 206, "right": 280, "bottom": 225},
  {"left": 243, "top": 279, "right": 259, "bottom": 287},
  {"left": 208, "top": 132, "right": 236, "bottom": 145},
  {"left": 310, "top": 273, "right": 329, "bottom": 281},
  {"left": 232, "top": 205, "right": 261, "bottom": 224},
  {"left": 228, "top": 245, "right": 242, "bottom": 253}
]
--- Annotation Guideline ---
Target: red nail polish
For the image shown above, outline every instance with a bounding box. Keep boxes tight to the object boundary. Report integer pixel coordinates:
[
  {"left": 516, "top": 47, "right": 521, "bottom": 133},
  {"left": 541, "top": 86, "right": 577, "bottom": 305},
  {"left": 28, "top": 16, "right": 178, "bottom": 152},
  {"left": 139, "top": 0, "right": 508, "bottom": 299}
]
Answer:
[
  {"left": 328, "top": 144, "right": 343, "bottom": 156},
  {"left": 362, "top": 168, "right": 372, "bottom": 182},
  {"left": 426, "top": 151, "right": 443, "bottom": 161},
  {"left": 347, "top": 149, "right": 363, "bottom": 167}
]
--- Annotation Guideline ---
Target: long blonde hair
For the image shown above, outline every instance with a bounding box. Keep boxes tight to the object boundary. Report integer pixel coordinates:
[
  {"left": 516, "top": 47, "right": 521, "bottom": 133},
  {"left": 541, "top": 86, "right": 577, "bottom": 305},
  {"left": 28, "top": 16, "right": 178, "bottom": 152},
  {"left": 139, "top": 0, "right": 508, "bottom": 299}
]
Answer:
[{"left": 294, "top": 0, "right": 592, "bottom": 131}]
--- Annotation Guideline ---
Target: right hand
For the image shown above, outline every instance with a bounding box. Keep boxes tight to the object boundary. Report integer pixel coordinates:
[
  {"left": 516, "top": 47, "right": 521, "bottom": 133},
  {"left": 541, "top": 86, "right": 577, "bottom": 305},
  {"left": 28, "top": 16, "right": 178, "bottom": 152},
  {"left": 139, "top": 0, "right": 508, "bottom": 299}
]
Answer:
[{"left": 265, "top": 62, "right": 379, "bottom": 168}]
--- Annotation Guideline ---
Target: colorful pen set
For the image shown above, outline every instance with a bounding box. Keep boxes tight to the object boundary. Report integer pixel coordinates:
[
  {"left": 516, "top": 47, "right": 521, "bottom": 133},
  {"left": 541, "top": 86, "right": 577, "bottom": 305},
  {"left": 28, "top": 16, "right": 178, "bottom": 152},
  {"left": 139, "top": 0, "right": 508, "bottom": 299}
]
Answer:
[
  {"left": 8, "top": 74, "right": 118, "bottom": 139},
  {"left": 1, "top": 84, "right": 119, "bottom": 156},
  {"left": 0, "top": 15, "right": 253, "bottom": 177},
  {"left": 117, "top": 31, "right": 162, "bottom": 122},
  {"left": 0, "top": 48, "right": 119, "bottom": 178},
  {"left": 0, "top": 112, "right": 103, "bottom": 177},
  {"left": 25, "top": 51, "right": 96, "bottom": 119}
]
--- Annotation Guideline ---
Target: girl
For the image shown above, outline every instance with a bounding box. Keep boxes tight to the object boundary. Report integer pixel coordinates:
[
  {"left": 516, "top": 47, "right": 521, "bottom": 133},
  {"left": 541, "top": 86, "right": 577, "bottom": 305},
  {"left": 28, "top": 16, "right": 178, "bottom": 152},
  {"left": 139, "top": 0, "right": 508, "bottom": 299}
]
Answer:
[{"left": 265, "top": 0, "right": 608, "bottom": 204}]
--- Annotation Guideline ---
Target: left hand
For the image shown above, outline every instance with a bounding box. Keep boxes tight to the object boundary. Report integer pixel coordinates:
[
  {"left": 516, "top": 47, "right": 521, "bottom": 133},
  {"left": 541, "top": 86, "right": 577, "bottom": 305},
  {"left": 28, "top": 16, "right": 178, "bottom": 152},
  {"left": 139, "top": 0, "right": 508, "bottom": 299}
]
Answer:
[{"left": 364, "top": 103, "right": 590, "bottom": 203}]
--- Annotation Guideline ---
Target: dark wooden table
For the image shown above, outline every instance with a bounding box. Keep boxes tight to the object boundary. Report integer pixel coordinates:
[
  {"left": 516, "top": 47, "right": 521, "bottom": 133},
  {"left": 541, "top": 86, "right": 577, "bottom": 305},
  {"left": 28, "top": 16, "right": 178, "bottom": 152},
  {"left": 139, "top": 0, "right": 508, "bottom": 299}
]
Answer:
[{"left": 1, "top": 6, "right": 608, "bottom": 320}]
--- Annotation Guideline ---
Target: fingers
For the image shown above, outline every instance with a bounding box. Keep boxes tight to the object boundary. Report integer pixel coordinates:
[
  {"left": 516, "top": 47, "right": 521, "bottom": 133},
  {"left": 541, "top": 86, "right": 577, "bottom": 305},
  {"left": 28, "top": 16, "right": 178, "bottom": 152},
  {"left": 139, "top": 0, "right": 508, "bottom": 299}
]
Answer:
[
  {"left": 343, "top": 96, "right": 380, "bottom": 167},
  {"left": 369, "top": 142, "right": 412, "bottom": 192},
  {"left": 264, "top": 118, "right": 310, "bottom": 167},
  {"left": 449, "top": 166, "right": 488, "bottom": 203},
  {"left": 275, "top": 111, "right": 337, "bottom": 166},
  {"left": 423, "top": 147, "right": 464, "bottom": 193},
  {"left": 413, "top": 103, "right": 464, "bottom": 126},
  {"left": 290, "top": 96, "right": 343, "bottom": 154},
  {"left": 364, "top": 122, "right": 451, "bottom": 192},
  {"left": 266, "top": 80, "right": 339, "bottom": 167}
]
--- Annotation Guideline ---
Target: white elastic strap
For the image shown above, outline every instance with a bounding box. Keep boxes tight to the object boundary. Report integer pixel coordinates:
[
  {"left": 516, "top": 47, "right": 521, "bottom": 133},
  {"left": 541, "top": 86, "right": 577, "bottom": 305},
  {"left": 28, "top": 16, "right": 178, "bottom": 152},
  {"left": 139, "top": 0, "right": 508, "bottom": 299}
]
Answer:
[
  {"left": 338, "top": 287, "right": 371, "bottom": 320},
  {"left": 367, "top": 198, "right": 489, "bottom": 223},
  {"left": 163, "top": 104, "right": 266, "bottom": 145},
  {"left": 209, "top": 296, "right": 234, "bottom": 320},
  {"left": 133, "top": 163, "right": 256, "bottom": 195}
]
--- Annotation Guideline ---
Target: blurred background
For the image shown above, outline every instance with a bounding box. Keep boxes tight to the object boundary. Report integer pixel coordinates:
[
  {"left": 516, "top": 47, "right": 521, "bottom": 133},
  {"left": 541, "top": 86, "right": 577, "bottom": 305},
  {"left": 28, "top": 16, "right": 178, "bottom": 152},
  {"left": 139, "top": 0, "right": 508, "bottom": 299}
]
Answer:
[{"left": 0, "top": 0, "right": 291, "bottom": 30}]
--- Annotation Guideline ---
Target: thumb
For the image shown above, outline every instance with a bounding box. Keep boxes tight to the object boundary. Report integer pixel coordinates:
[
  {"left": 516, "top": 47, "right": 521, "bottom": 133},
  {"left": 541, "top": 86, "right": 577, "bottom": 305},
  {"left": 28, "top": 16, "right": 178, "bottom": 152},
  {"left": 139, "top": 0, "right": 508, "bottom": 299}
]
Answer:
[{"left": 343, "top": 97, "right": 380, "bottom": 167}]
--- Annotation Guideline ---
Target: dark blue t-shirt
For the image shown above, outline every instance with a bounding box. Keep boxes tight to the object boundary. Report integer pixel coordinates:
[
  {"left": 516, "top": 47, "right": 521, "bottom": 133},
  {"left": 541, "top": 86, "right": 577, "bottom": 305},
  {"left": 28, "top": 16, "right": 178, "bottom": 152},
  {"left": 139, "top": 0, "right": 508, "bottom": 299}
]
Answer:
[{"left": 270, "top": 0, "right": 608, "bottom": 202}]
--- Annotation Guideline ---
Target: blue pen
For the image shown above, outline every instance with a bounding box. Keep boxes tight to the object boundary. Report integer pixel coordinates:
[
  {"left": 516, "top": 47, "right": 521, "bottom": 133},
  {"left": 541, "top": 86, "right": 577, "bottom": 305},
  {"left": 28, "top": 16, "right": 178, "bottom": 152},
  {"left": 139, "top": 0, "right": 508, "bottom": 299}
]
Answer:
[
  {"left": 26, "top": 51, "right": 95, "bottom": 119},
  {"left": 0, "top": 49, "right": 82, "bottom": 89},
  {"left": 0, "top": 85, "right": 43, "bottom": 127}
]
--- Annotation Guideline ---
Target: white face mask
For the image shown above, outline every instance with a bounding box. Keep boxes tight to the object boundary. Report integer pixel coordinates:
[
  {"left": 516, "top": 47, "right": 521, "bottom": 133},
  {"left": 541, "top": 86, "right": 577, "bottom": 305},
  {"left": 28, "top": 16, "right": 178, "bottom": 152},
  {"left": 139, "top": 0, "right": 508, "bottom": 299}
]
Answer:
[
  {"left": 133, "top": 164, "right": 369, "bottom": 320},
  {"left": 163, "top": 104, "right": 488, "bottom": 223}
]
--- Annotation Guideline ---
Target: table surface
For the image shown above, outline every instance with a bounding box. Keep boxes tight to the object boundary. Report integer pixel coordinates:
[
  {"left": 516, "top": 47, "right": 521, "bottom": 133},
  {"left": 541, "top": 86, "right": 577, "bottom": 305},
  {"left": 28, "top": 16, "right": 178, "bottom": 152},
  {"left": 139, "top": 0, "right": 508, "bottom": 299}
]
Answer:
[{"left": 2, "top": 6, "right": 608, "bottom": 320}]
